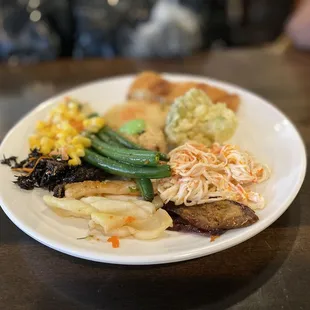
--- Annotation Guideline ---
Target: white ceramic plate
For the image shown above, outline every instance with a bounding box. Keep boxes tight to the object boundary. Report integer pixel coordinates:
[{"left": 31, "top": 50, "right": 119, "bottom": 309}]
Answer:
[{"left": 0, "top": 74, "right": 306, "bottom": 265}]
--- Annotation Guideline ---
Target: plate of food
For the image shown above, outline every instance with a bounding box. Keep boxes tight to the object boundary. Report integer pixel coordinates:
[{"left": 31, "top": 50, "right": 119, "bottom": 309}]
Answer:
[{"left": 0, "top": 71, "right": 306, "bottom": 265}]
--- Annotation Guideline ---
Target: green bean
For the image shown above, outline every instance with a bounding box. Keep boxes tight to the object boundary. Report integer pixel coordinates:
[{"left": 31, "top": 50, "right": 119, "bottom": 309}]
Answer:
[
  {"left": 158, "top": 152, "right": 169, "bottom": 161},
  {"left": 92, "top": 133, "right": 161, "bottom": 157},
  {"left": 100, "top": 126, "right": 142, "bottom": 149},
  {"left": 97, "top": 131, "right": 123, "bottom": 147},
  {"left": 100, "top": 126, "right": 169, "bottom": 161},
  {"left": 136, "top": 178, "right": 154, "bottom": 201},
  {"left": 84, "top": 149, "right": 171, "bottom": 179},
  {"left": 89, "top": 135, "right": 160, "bottom": 166}
]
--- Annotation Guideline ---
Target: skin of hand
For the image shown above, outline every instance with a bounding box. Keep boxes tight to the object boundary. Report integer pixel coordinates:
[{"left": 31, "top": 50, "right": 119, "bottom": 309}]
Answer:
[{"left": 286, "top": 0, "right": 310, "bottom": 50}]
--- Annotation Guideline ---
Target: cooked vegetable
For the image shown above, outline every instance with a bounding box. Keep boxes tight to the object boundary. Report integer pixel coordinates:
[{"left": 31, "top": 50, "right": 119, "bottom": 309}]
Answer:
[
  {"left": 83, "top": 148, "right": 171, "bottom": 179},
  {"left": 157, "top": 142, "right": 270, "bottom": 209},
  {"left": 83, "top": 116, "right": 105, "bottom": 133},
  {"left": 90, "top": 208, "right": 173, "bottom": 240},
  {"left": 119, "top": 119, "right": 146, "bottom": 135},
  {"left": 100, "top": 126, "right": 169, "bottom": 161},
  {"left": 81, "top": 196, "right": 155, "bottom": 219},
  {"left": 65, "top": 180, "right": 140, "bottom": 199},
  {"left": 100, "top": 125, "right": 144, "bottom": 150},
  {"left": 43, "top": 195, "right": 173, "bottom": 242},
  {"left": 29, "top": 97, "right": 104, "bottom": 165},
  {"left": 97, "top": 131, "right": 122, "bottom": 147},
  {"left": 136, "top": 178, "right": 154, "bottom": 201},
  {"left": 151, "top": 195, "right": 164, "bottom": 210},
  {"left": 89, "top": 134, "right": 160, "bottom": 166},
  {"left": 43, "top": 195, "right": 96, "bottom": 219},
  {"left": 1, "top": 149, "right": 107, "bottom": 195},
  {"left": 165, "top": 88, "right": 238, "bottom": 146},
  {"left": 107, "top": 236, "right": 120, "bottom": 248},
  {"left": 165, "top": 200, "right": 259, "bottom": 231}
]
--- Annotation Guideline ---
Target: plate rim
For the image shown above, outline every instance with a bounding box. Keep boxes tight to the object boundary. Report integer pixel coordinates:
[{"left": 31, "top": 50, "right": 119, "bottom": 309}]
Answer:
[{"left": 0, "top": 73, "right": 307, "bottom": 265}]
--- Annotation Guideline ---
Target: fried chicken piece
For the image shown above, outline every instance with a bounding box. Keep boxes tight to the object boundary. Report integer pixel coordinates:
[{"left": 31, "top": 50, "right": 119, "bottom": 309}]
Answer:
[
  {"left": 127, "top": 125, "right": 168, "bottom": 153},
  {"left": 127, "top": 71, "right": 240, "bottom": 111},
  {"left": 128, "top": 71, "right": 171, "bottom": 101},
  {"left": 103, "top": 100, "right": 168, "bottom": 152},
  {"left": 165, "top": 82, "right": 228, "bottom": 103},
  {"left": 104, "top": 100, "right": 167, "bottom": 129}
]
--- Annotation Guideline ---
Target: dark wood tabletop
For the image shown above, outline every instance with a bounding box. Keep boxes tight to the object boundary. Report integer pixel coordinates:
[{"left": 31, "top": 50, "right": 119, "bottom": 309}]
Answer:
[{"left": 0, "top": 48, "right": 309, "bottom": 310}]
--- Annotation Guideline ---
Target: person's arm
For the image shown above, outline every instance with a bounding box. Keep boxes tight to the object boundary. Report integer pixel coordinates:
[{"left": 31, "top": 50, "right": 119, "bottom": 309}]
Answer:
[{"left": 286, "top": 0, "right": 310, "bottom": 50}]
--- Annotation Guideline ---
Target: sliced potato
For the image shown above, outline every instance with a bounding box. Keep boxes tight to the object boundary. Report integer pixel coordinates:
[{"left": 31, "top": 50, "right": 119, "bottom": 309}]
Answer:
[
  {"left": 90, "top": 212, "right": 128, "bottom": 233},
  {"left": 90, "top": 208, "right": 172, "bottom": 240},
  {"left": 43, "top": 195, "right": 173, "bottom": 241},
  {"left": 128, "top": 209, "right": 173, "bottom": 240},
  {"left": 89, "top": 220, "right": 132, "bottom": 238},
  {"left": 81, "top": 196, "right": 155, "bottom": 219},
  {"left": 43, "top": 195, "right": 96, "bottom": 219}
]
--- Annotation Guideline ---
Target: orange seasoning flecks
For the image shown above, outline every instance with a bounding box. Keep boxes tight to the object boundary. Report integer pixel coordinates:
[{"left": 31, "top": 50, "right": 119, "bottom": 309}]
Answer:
[
  {"left": 125, "top": 216, "right": 136, "bottom": 224},
  {"left": 107, "top": 236, "right": 120, "bottom": 248}
]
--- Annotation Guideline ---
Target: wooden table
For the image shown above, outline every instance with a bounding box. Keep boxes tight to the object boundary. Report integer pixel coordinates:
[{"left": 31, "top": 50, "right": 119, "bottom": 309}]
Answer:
[{"left": 0, "top": 49, "right": 309, "bottom": 310}]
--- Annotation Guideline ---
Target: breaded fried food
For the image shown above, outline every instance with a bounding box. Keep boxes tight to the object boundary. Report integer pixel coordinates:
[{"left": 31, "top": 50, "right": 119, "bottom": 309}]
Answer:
[
  {"left": 103, "top": 100, "right": 168, "bottom": 152},
  {"left": 127, "top": 71, "right": 240, "bottom": 111},
  {"left": 128, "top": 71, "right": 171, "bottom": 102},
  {"left": 104, "top": 100, "right": 168, "bottom": 129},
  {"left": 65, "top": 180, "right": 140, "bottom": 199},
  {"left": 216, "top": 94, "right": 240, "bottom": 113}
]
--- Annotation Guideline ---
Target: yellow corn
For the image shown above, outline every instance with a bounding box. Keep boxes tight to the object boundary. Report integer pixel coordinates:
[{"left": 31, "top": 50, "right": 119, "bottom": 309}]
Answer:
[
  {"left": 55, "top": 138, "right": 67, "bottom": 148},
  {"left": 75, "top": 147, "right": 85, "bottom": 157},
  {"left": 36, "top": 120, "right": 48, "bottom": 130},
  {"left": 83, "top": 117, "right": 105, "bottom": 133},
  {"left": 71, "top": 136, "right": 91, "bottom": 147},
  {"left": 40, "top": 137, "right": 54, "bottom": 154},
  {"left": 68, "top": 155, "right": 81, "bottom": 166},
  {"left": 30, "top": 97, "right": 104, "bottom": 165},
  {"left": 29, "top": 135, "right": 41, "bottom": 150}
]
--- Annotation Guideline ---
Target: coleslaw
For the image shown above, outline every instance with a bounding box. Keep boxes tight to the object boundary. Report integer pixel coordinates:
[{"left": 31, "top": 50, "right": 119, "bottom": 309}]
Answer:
[{"left": 157, "top": 142, "right": 270, "bottom": 209}]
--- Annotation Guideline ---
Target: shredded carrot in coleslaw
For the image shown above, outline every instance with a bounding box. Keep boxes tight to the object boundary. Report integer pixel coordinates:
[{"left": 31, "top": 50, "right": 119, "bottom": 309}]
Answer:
[{"left": 157, "top": 143, "right": 270, "bottom": 210}]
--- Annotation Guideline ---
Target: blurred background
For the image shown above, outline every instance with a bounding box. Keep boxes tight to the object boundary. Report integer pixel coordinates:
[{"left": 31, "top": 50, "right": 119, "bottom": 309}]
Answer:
[{"left": 0, "top": 0, "right": 308, "bottom": 64}]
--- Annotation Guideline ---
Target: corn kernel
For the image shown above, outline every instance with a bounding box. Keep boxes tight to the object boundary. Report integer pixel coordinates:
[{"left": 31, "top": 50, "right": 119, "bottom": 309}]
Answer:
[
  {"left": 72, "top": 136, "right": 91, "bottom": 147},
  {"left": 29, "top": 135, "right": 41, "bottom": 149},
  {"left": 75, "top": 147, "right": 85, "bottom": 157},
  {"left": 68, "top": 156, "right": 81, "bottom": 166},
  {"left": 40, "top": 137, "right": 54, "bottom": 154},
  {"left": 36, "top": 120, "right": 48, "bottom": 130},
  {"left": 68, "top": 101, "right": 79, "bottom": 111},
  {"left": 83, "top": 117, "right": 105, "bottom": 133},
  {"left": 55, "top": 138, "right": 67, "bottom": 148}
]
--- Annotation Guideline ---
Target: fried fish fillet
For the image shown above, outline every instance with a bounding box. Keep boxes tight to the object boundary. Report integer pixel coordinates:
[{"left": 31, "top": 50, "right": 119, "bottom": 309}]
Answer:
[
  {"left": 127, "top": 71, "right": 240, "bottom": 111},
  {"left": 65, "top": 180, "right": 140, "bottom": 199}
]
